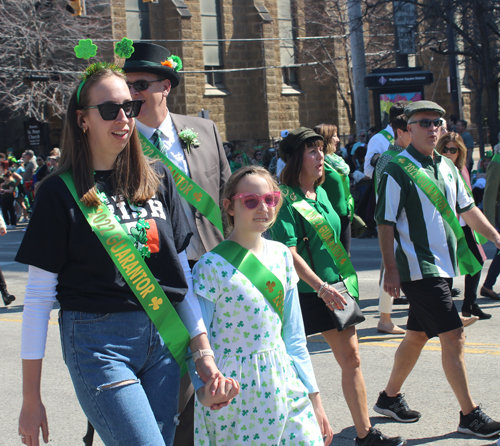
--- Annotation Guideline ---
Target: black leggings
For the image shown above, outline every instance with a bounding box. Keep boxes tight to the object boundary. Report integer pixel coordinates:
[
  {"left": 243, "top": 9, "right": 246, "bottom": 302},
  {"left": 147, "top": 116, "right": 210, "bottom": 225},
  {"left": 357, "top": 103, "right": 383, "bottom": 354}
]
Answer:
[
  {"left": 339, "top": 214, "right": 351, "bottom": 255},
  {"left": 1, "top": 195, "right": 16, "bottom": 226},
  {"left": 0, "top": 267, "right": 8, "bottom": 295}
]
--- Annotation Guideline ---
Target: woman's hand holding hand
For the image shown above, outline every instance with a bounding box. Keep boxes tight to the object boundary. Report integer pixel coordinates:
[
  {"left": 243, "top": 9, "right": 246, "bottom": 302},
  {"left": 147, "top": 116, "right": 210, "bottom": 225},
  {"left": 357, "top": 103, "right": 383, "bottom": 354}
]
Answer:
[
  {"left": 196, "top": 355, "right": 223, "bottom": 396},
  {"left": 19, "top": 399, "right": 49, "bottom": 446},
  {"left": 196, "top": 377, "right": 240, "bottom": 410}
]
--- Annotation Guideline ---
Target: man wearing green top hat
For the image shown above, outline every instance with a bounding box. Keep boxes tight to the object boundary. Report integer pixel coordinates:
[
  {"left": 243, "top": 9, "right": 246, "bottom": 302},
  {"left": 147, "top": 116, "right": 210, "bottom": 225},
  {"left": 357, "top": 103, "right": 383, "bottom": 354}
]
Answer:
[
  {"left": 123, "top": 42, "right": 231, "bottom": 446},
  {"left": 374, "top": 100, "right": 500, "bottom": 438}
]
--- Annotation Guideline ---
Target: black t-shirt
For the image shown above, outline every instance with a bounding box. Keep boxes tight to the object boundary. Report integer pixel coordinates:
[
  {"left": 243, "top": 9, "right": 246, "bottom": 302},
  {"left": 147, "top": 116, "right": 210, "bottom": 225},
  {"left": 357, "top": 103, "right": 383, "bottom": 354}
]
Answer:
[{"left": 16, "top": 162, "right": 192, "bottom": 313}]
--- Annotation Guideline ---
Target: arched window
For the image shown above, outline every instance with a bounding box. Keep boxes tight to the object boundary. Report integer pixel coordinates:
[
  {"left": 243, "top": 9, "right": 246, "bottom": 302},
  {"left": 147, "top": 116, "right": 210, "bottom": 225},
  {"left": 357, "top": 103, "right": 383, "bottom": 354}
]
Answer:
[
  {"left": 201, "top": 0, "right": 224, "bottom": 87},
  {"left": 277, "top": 0, "right": 299, "bottom": 88}
]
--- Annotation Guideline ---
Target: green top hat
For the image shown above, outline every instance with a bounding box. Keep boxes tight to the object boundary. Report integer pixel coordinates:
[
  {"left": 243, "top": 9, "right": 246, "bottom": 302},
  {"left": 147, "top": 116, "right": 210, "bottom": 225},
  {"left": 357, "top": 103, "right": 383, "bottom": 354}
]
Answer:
[{"left": 123, "top": 42, "right": 181, "bottom": 89}]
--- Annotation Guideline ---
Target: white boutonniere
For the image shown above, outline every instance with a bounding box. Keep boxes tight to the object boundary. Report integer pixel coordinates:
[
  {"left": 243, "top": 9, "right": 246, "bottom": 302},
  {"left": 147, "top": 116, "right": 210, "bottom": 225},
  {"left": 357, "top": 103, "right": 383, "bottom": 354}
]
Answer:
[{"left": 178, "top": 128, "right": 200, "bottom": 154}]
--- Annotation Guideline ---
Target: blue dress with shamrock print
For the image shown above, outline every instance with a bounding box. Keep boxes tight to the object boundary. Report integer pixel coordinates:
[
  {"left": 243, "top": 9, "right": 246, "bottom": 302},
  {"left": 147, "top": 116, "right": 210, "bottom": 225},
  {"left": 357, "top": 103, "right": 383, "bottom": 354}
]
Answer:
[{"left": 192, "top": 238, "right": 324, "bottom": 446}]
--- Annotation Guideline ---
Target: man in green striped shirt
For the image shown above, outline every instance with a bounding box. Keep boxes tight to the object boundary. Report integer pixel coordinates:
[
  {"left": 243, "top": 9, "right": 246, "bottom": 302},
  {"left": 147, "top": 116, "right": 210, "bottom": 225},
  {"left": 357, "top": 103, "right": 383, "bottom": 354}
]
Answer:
[{"left": 373, "top": 100, "right": 500, "bottom": 439}]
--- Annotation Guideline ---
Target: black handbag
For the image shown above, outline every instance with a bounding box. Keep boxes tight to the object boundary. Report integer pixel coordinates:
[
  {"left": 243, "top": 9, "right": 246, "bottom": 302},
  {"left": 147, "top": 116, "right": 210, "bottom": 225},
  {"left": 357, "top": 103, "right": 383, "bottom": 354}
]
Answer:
[
  {"left": 299, "top": 216, "right": 365, "bottom": 332},
  {"left": 328, "top": 281, "right": 365, "bottom": 332}
]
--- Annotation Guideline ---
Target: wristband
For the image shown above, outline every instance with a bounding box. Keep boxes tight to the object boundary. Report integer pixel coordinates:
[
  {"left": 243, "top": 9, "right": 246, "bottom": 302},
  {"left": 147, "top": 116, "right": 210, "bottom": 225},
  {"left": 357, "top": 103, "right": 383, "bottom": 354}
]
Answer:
[
  {"left": 193, "top": 348, "right": 215, "bottom": 362},
  {"left": 317, "top": 282, "right": 327, "bottom": 297},
  {"left": 318, "top": 283, "right": 330, "bottom": 299}
]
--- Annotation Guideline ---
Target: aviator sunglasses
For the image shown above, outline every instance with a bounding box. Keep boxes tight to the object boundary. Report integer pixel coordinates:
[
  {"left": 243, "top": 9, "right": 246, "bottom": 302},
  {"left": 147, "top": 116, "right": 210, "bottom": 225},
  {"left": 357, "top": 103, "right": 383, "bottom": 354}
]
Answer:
[
  {"left": 408, "top": 118, "right": 443, "bottom": 128},
  {"left": 126, "top": 78, "right": 166, "bottom": 92},
  {"left": 442, "top": 146, "right": 458, "bottom": 154},
  {"left": 82, "top": 100, "right": 143, "bottom": 121},
  {"left": 231, "top": 191, "right": 281, "bottom": 209}
]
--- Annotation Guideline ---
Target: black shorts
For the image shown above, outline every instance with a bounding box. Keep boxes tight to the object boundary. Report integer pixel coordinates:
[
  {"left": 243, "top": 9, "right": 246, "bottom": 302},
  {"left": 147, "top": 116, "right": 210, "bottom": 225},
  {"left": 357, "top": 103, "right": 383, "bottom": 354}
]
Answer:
[
  {"left": 299, "top": 292, "right": 337, "bottom": 336},
  {"left": 401, "top": 277, "right": 463, "bottom": 339}
]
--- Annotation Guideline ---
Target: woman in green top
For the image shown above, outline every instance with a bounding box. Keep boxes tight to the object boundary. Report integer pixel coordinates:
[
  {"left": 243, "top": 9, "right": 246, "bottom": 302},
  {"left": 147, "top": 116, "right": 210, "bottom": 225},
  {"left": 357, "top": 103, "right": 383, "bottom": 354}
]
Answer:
[
  {"left": 271, "top": 127, "right": 406, "bottom": 446},
  {"left": 314, "top": 123, "right": 353, "bottom": 254}
]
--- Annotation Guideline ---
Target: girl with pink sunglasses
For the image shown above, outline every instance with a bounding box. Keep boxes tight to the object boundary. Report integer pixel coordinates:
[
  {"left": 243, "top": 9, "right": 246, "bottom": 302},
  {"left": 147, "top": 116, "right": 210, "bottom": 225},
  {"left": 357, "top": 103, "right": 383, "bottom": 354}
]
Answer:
[{"left": 190, "top": 165, "right": 332, "bottom": 445}]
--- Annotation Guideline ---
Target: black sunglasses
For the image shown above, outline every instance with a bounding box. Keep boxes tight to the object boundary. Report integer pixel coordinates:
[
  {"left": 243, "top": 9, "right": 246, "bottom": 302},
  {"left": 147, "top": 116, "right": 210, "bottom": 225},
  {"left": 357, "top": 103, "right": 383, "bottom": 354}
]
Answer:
[
  {"left": 83, "top": 100, "right": 143, "bottom": 121},
  {"left": 126, "top": 78, "right": 165, "bottom": 92},
  {"left": 442, "top": 147, "right": 458, "bottom": 154},
  {"left": 408, "top": 118, "right": 443, "bottom": 128}
]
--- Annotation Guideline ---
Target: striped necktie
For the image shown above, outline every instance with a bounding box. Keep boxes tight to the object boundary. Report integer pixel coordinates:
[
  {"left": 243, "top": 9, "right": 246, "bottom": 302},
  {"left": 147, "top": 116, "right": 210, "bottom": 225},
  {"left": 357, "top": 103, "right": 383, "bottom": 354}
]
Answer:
[{"left": 151, "top": 129, "right": 167, "bottom": 156}]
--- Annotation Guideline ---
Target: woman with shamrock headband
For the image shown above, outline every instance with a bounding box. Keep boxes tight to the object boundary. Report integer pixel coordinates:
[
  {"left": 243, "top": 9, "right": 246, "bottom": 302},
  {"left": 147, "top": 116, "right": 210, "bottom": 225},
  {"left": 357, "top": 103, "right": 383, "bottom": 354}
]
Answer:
[{"left": 17, "top": 40, "right": 236, "bottom": 446}]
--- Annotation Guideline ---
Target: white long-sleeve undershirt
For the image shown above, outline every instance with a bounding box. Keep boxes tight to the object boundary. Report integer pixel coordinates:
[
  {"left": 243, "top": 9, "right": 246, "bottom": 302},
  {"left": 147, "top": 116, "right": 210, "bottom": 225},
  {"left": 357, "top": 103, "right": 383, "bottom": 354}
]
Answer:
[{"left": 21, "top": 251, "right": 207, "bottom": 359}]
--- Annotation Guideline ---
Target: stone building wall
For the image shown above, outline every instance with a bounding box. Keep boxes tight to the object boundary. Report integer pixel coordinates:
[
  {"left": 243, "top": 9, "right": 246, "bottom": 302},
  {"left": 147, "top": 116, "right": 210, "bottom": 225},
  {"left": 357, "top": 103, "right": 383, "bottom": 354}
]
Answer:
[{"left": 107, "top": 0, "right": 479, "bottom": 151}]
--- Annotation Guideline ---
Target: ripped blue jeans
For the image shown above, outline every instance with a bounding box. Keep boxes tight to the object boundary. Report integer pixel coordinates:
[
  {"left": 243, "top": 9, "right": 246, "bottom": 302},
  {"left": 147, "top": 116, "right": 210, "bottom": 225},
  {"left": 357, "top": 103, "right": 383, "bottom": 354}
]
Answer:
[{"left": 59, "top": 310, "right": 180, "bottom": 446}]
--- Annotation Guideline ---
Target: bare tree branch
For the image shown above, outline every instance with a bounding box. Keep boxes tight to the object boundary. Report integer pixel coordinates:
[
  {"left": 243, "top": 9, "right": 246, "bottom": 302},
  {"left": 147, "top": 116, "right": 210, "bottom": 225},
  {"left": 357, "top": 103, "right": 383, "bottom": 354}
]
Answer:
[{"left": 0, "top": 0, "right": 112, "bottom": 122}]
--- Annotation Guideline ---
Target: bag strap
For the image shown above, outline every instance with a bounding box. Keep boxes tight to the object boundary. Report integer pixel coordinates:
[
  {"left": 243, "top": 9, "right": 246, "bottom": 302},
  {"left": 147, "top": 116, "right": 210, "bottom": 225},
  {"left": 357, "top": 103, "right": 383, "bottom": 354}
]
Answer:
[
  {"left": 299, "top": 214, "right": 316, "bottom": 273},
  {"left": 281, "top": 185, "right": 359, "bottom": 300}
]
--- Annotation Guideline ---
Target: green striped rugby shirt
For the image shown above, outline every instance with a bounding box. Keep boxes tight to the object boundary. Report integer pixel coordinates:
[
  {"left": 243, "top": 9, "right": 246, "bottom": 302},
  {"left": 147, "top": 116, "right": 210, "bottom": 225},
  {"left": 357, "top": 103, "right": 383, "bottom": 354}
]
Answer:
[{"left": 375, "top": 144, "right": 475, "bottom": 282}]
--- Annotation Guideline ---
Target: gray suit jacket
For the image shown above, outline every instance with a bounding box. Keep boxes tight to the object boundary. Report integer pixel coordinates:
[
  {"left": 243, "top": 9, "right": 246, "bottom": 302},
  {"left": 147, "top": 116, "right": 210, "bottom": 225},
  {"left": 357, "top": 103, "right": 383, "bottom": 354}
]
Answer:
[{"left": 170, "top": 113, "right": 231, "bottom": 254}]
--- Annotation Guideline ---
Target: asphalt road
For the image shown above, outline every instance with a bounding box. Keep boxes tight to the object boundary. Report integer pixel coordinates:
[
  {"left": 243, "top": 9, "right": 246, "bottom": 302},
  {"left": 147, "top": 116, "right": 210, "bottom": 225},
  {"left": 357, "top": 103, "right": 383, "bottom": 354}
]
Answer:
[{"left": 1, "top": 223, "right": 499, "bottom": 446}]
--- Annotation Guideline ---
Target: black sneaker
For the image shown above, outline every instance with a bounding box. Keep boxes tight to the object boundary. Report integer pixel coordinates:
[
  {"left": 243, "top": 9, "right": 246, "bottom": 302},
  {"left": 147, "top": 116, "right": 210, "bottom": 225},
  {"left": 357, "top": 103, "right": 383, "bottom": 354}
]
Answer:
[
  {"left": 458, "top": 406, "right": 500, "bottom": 438},
  {"left": 355, "top": 428, "right": 407, "bottom": 446},
  {"left": 1, "top": 292, "right": 15, "bottom": 306},
  {"left": 374, "top": 391, "right": 421, "bottom": 423}
]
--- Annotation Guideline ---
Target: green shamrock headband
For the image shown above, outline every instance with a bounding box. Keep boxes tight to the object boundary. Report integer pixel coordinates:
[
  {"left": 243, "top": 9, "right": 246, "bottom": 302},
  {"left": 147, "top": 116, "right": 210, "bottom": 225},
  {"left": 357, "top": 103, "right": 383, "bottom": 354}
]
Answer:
[{"left": 75, "top": 38, "right": 134, "bottom": 105}]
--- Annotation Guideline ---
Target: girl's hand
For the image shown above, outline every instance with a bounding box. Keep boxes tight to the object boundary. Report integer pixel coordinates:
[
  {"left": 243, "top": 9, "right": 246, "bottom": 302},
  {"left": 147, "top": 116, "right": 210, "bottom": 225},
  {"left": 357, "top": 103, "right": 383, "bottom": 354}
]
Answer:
[
  {"left": 196, "top": 377, "right": 240, "bottom": 409},
  {"left": 0, "top": 227, "right": 6, "bottom": 236},
  {"left": 320, "top": 284, "right": 347, "bottom": 311},
  {"left": 19, "top": 400, "right": 49, "bottom": 446},
  {"left": 309, "top": 393, "right": 333, "bottom": 445}
]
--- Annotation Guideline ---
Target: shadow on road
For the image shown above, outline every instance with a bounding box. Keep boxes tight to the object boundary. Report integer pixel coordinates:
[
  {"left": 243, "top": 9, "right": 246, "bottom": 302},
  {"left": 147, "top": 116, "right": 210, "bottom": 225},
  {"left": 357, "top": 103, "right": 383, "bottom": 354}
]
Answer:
[{"left": 0, "top": 304, "right": 24, "bottom": 315}]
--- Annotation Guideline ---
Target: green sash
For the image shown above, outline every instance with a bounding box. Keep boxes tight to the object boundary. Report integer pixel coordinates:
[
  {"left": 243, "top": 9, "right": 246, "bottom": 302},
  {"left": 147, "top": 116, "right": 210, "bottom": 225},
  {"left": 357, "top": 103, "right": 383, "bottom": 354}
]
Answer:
[
  {"left": 374, "top": 149, "right": 400, "bottom": 195},
  {"left": 391, "top": 156, "right": 482, "bottom": 276},
  {"left": 60, "top": 171, "right": 190, "bottom": 374},
  {"left": 380, "top": 129, "right": 395, "bottom": 144},
  {"left": 324, "top": 159, "right": 355, "bottom": 221},
  {"left": 492, "top": 154, "right": 500, "bottom": 164},
  {"left": 138, "top": 132, "right": 224, "bottom": 234},
  {"left": 211, "top": 240, "right": 285, "bottom": 322},
  {"left": 280, "top": 185, "right": 359, "bottom": 300},
  {"left": 459, "top": 173, "right": 488, "bottom": 245}
]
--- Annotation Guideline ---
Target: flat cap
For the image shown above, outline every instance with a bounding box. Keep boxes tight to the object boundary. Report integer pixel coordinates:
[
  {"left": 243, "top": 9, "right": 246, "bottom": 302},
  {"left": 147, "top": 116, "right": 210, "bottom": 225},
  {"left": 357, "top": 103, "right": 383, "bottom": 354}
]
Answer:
[
  {"left": 279, "top": 127, "right": 323, "bottom": 161},
  {"left": 405, "top": 100, "right": 445, "bottom": 119}
]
